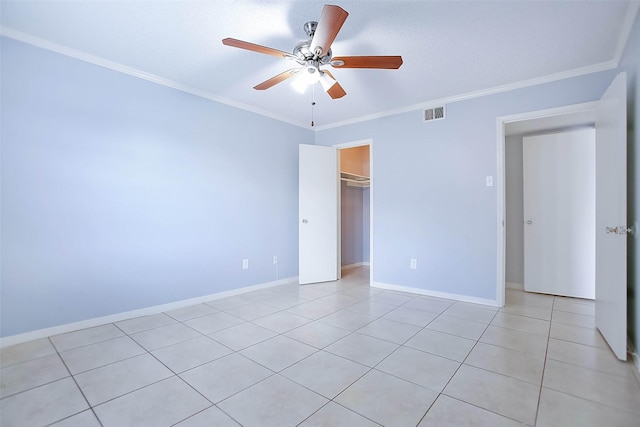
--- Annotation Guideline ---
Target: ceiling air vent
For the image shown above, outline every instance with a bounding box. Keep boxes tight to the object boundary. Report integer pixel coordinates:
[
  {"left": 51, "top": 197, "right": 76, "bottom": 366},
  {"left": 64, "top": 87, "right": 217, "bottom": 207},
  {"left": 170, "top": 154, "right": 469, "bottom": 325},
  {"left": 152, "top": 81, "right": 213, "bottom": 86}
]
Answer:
[{"left": 423, "top": 105, "right": 446, "bottom": 122}]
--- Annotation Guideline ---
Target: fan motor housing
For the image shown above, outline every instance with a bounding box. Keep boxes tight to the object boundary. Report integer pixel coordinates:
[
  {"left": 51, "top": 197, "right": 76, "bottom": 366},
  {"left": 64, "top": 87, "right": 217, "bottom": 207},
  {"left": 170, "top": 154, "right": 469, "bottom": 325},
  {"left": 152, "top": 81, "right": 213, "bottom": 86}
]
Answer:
[
  {"left": 293, "top": 21, "right": 332, "bottom": 64},
  {"left": 293, "top": 41, "right": 332, "bottom": 64}
]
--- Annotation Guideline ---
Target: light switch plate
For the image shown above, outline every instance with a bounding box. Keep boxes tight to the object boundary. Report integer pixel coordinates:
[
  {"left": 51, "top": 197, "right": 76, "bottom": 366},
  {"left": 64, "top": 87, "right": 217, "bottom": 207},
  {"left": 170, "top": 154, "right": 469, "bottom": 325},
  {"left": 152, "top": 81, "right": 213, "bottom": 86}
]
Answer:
[{"left": 485, "top": 176, "right": 494, "bottom": 187}]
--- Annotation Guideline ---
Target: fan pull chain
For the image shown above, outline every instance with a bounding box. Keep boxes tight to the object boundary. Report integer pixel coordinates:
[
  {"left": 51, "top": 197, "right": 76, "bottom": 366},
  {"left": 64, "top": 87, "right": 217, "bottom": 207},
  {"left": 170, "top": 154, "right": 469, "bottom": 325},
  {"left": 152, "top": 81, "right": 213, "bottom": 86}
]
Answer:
[{"left": 311, "top": 85, "right": 316, "bottom": 127}]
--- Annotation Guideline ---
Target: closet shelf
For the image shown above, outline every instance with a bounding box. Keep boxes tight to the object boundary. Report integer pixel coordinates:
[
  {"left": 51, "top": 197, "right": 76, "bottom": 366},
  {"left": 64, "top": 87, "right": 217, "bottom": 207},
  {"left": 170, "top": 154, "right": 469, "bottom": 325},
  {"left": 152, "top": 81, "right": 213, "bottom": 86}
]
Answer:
[{"left": 340, "top": 171, "right": 370, "bottom": 187}]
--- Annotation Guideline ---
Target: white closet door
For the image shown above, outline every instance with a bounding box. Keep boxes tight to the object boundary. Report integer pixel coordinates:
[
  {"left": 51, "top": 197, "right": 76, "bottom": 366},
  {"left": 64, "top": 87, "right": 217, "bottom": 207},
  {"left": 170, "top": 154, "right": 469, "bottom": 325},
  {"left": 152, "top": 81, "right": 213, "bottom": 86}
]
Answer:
[
  {"left": 595, "top": 73, "right": 627, "bottom": 361},
  {"left": 523, "top": 129, "right": 595, "bottom": 299},
  {"left": 299, "top": 144, "right": 339, "bottom": 285}
]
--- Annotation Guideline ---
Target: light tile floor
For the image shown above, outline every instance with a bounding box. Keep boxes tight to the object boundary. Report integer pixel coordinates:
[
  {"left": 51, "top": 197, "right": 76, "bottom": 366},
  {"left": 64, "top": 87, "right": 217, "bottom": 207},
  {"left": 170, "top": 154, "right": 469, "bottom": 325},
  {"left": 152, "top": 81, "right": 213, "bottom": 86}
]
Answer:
[{"left": 2, "top": 268, "right": 639, "bottom": 426}]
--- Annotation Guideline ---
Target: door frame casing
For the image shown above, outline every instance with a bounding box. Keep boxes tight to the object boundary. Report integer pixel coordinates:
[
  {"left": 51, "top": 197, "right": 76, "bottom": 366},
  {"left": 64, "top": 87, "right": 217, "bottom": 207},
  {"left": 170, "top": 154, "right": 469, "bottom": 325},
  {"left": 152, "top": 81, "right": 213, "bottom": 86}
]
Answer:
[
  {"left": 495, "top": 102, "right": 597, "bottom": 307},
  {"left": 333, "top": 138, "right": 373, "bottom": 284}
]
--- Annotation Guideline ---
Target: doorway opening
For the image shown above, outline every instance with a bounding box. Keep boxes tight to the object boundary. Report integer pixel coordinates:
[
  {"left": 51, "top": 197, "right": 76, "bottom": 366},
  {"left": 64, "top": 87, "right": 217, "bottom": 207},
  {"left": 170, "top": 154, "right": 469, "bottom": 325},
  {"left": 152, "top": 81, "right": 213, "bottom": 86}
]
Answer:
[
  {"left": 335, "top": 139, "right": 373, "bottom": 284},
  {"left": 497, "top": 74, "right": 628, "bottom": 361},
  {"left": 298, "top": 139, "right": 373, "bottom": 286},
  {"left": 496, "top": 102, "right": 597, "bottom": 306}
]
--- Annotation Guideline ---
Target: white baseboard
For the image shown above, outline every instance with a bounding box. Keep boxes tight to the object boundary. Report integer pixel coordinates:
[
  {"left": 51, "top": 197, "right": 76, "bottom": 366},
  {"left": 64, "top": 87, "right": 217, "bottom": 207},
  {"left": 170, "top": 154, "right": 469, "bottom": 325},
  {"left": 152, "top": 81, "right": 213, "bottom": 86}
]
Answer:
[
  {"left": 506, "top": 282, "right": 524, "bottom": 290},
  {"left": 341, "top": 262, "right": 370, "bottom": 270},
  {"left": 0, "top": 275, "right": 298, "bottom": 348},
  {"left": 371, "top": 281, "right": 500, "bottom": 307}
]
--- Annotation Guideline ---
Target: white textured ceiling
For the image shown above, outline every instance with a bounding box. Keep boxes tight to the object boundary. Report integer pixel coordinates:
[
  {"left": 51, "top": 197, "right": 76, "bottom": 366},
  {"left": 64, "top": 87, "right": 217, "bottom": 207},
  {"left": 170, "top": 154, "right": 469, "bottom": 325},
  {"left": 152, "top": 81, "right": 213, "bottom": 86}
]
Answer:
[{"left": 0, "top": 1, "right": 636, "bottom": 129}]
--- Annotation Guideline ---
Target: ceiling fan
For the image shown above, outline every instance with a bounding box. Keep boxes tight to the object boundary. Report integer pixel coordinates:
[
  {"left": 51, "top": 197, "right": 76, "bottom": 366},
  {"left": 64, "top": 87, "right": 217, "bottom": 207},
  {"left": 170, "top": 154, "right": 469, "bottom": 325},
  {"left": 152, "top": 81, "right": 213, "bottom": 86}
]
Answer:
[{"left": 222, "top": 4, "right": 403, "bottom": 99}]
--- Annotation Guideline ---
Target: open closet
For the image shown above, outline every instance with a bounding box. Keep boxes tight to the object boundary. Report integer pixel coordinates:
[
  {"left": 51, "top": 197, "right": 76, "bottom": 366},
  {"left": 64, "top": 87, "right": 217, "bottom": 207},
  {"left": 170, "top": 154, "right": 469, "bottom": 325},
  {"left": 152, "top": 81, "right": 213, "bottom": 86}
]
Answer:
[{"left": 339, "top": 145, "right": 370, "bottom": 270}]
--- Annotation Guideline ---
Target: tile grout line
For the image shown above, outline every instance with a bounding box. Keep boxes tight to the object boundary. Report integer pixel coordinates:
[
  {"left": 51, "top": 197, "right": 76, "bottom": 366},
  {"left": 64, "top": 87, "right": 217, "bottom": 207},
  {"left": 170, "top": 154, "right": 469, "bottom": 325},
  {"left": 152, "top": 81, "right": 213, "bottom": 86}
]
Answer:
[
  {"left": 538, "top": 357, "right": 640, "bottom": 415},
  {"left": 519, "top": 292, "right": 640, "bottom": 421},
  {"left": 75, "top": 320, "right": 214, "bottom": 422},
  {"left": 48, "top": 328, "right": 128, "bottom": 354},
  {"left": 533, "top": 296, "right": 556, "bottom": 426},
  {"left": 45, "top": 336, "right": 105, "bottom": 427},
  {"left": 373, "top": 301, "right": 497, "bottom": 426},
  {"left": 434, "top": 299, "right": 547, "bottom": 426},
  {"left": 212, "top": 283, "right": 424, "bottom": 426},
  {"left": 135, "top": 321, "right": 230, "bottom": 421},
  {"left": 294, "top": 400, "right": 384, "bottom": 427},
  {"left": 0, "top": 358, "right": 68, "bottom": 400},
  {"left": 166, "top": 279, "right": 375, "bottom": 424},
  {"left": 425, "top": 308, "right": 493, "bottom": 419},
  {"left": 417, "top": 302, "right": 540, "bottom": 426}
]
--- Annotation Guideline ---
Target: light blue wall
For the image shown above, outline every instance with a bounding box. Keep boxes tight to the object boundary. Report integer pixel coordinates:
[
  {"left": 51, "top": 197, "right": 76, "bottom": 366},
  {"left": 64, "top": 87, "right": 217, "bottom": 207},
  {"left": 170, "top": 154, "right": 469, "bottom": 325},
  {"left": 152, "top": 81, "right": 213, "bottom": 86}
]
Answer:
[
  {"left": 0, "top": 37, "right": 313, "bottom": 337},
  {"left": 618, "top": 14, "right": 640, "bottom": 352},
  {"left": 316, "top": 71, "right": 617, "bottom": 300}
]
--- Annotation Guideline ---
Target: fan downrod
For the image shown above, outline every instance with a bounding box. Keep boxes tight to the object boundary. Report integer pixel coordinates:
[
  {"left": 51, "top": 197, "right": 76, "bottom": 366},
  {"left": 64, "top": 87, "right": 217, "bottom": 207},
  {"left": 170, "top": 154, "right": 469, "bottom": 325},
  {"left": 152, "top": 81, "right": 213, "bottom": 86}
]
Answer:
[{"left": 303, "top": 21, "right": 318, "bottom": 38}]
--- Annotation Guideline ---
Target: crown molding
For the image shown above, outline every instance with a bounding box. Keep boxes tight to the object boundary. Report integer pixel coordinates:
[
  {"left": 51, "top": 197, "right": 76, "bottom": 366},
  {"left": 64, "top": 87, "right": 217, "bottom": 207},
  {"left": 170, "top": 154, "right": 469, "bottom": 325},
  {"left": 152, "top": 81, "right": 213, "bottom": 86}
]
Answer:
[
  {"left": 613, "top": 1, "right": 640, "bottom": 66},
  {"left": 314, "top": 59, "right": 617, "bottom": 131},
  {"left": 0, "top": 26, "right": 310, "bottom": 130}
]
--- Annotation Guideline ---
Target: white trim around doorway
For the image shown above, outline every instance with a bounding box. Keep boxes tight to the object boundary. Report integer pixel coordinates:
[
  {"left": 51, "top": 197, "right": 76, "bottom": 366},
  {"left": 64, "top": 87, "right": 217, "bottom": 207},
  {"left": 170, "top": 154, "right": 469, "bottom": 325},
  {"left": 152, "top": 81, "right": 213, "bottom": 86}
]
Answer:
[{"left": 495, "top": 102, "right": 597, "bottom": 307}]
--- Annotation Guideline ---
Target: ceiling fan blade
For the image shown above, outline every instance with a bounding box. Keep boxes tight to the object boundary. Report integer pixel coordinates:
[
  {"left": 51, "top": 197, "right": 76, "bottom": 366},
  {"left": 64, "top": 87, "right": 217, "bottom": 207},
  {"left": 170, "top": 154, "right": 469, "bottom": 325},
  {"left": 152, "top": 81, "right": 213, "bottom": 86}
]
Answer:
[
  {"left": 253, "top": 69, "right": 300, "bottom": 90},
  {"left": 222, "top": 38, "right": 298, "bottom": 60},
  {"left": 310, "top": 5, "right": 349, "bottom": 57},
  {"left": 322, "top": 70, "right": 346, "bottom": 99},
  {"left": 331, "top": 56, "right": 403, "bottom": 69}
]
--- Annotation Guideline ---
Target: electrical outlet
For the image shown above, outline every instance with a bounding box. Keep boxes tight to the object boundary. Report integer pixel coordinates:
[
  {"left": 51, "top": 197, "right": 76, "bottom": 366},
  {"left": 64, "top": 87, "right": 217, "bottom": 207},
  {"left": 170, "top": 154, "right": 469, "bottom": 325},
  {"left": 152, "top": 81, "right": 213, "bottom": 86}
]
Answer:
[
  {"left": 242, "top": 259, "right": 249, "bottom": 270},
  {"left": 410, "top": 258, "right": 417, "bottom": 269},
  {"left": 273, "top": 256, "right": 278, "bottom": 264}
]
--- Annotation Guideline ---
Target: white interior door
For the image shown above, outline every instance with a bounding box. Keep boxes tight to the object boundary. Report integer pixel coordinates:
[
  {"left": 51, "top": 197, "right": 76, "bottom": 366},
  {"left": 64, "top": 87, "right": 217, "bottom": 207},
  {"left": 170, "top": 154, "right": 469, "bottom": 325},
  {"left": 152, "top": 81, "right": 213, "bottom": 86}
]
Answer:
[
  {"left": 299, "top": 144, "right": 339, "bottom": 285},
  {"left": 595, "top": 72, "right": 627, "bottom": 360},
  {"left": 523, "top": 129, "right": 595, "bottom": 299}
]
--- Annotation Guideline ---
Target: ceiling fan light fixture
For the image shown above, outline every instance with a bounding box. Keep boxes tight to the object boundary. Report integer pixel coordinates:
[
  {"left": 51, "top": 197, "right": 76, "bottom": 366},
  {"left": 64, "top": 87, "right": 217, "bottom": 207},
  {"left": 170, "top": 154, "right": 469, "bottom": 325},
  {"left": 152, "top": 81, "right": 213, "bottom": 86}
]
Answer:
[
  {"left": 222, "top": 4, "right": 401, "bottom": 100},
  {"left": 291, "top": 65, "right": 322, "bottom": 93},
  {"left": 291, "top": 75, "right": 309, "bottom": 93},
  {"left": 303, "top": 66, "right": 320, "bottom": 83}
]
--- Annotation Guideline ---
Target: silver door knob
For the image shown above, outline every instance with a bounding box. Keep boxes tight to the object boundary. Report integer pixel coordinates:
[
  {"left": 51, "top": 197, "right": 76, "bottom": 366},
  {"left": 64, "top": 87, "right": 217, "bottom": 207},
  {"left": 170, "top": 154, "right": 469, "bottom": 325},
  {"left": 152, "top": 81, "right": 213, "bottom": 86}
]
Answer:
[
  {"left": 605, "top": 226, "right": 634, "bottom": 235},
  {"left": 301, "top": 219, "right": 308, "bottom": 224},
  {"left": 527, "top": 220, "right": 533, "bottom": 225}
]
